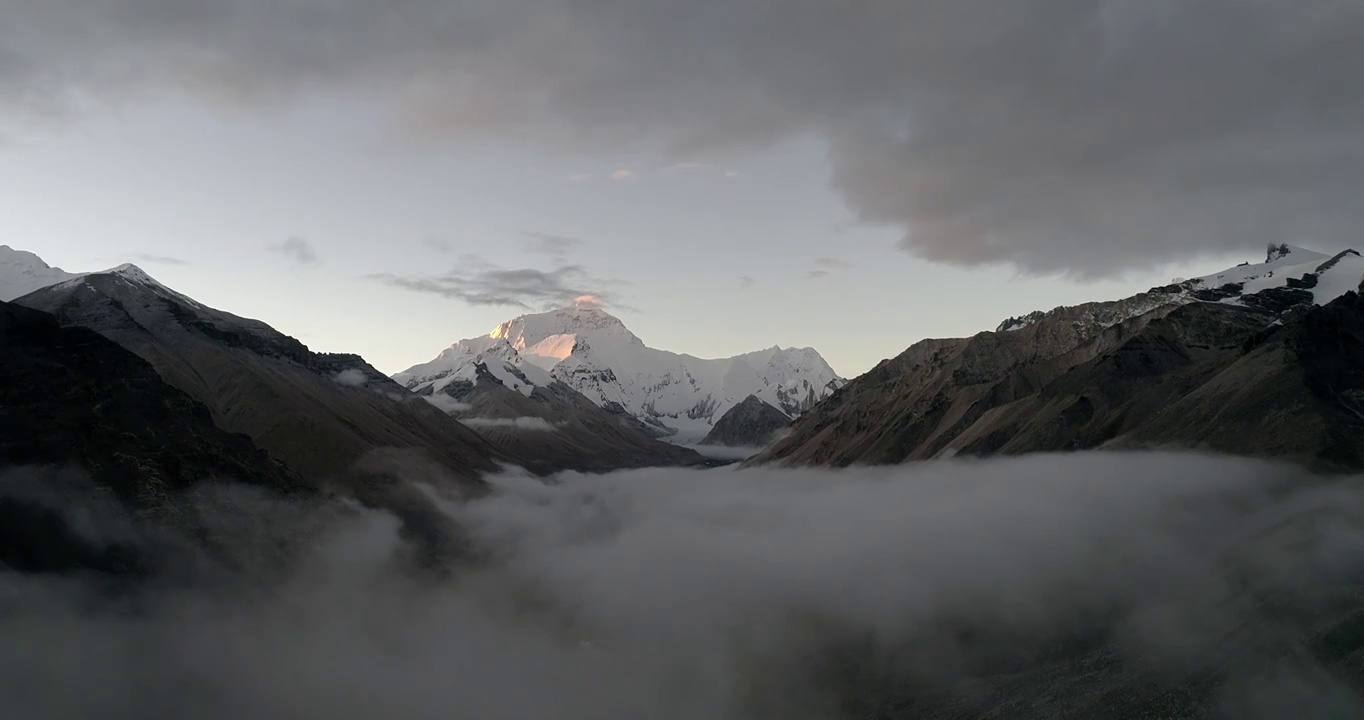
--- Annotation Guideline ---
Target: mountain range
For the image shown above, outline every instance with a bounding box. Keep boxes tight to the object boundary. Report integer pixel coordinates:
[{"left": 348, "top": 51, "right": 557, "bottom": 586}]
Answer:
[
  {"left": 395, "top": 303, "right": 845, "bottom": 442},
  {"left": 0, "top": 247, "right": 842, "bottom": 480},
  {"left": 753, "top": 244, "right": 1364, "bottom": 470},
  {"left": 5, "top": 241, "right": 1364, "bottom": 714},
  {"left": 7, "top": 242, "right": 1364, "bottom": 481}
]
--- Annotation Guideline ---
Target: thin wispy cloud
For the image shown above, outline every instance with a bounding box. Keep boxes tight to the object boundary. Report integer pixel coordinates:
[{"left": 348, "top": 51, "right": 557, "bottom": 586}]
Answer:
[
  {"left": 268, "top": 237, "right": 320, "bottom": 266},
  {"left": 422, "top": 237, "right": 453, "bottom": 254},
  {"left": 807, "top": 256, "right": 851, "bottom": 280},
  {"left": 123, "top": 253, "right": 191, "bottom": 266},
  {"left": 368, "top": 258, "right": 624, "bottom": 310},
  {"left": 521, "top": 232, "right": 585, "bottom": 257},
  {"left": 609, "top": 170, "right": 637, "bottom": 182}
]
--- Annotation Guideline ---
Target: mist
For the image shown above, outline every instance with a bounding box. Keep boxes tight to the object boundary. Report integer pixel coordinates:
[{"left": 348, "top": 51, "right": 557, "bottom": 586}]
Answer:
[{"left": 4, "top": 453, "right": 1364, "bottom": 718}]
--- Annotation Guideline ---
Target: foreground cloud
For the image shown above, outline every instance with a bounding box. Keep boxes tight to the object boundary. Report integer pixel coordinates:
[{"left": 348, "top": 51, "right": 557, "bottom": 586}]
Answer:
[
  {"left": 5, "top": 2, "right": 1361, "bottom": 275},
  {"left": 2, "top": 453, "right": 1363, "bottom": 718}
]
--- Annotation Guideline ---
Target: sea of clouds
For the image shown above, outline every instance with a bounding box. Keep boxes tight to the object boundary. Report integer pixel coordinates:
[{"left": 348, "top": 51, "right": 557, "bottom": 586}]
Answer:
[{"left": 3, "top": 452, "right": 1364, "bottom": 719}]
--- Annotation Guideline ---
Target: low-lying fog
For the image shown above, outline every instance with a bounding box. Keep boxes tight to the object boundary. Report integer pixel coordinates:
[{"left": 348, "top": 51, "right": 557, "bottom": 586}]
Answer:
[{"left": 4, "top": 453, "right": 1364, "bottom": 719}]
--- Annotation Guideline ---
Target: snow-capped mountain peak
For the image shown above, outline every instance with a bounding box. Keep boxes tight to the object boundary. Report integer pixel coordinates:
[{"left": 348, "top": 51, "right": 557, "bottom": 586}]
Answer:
[
  {"left": 0, "top": 245, "right": 80, "bottom": 302},
  {"left": 1264, "top": 242, "right": 1312, "bottom": 264},
  {"left": 397, "top": 304, "right": 846, "bottom": 441},
  {"left": 0, "top": 247, "right": 205, "bottom": 308},
  {"left": 1184, "top": 245, "right": 1361, "bottom": 309},
  {"left": 490, "top": 305, "right": 645, "bottom": 370}
]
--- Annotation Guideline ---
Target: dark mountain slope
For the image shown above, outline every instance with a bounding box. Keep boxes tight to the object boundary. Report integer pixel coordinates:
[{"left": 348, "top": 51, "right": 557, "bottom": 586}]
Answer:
[
  {"left": 1112, "top": 292, "right": 1364, "bottom": 467},
  {"left": 701, "top": 395, "right": 791, "bottom": 447},
  {"left": 753, "top": 292, "right": 1364, "bottom": 470},
  {"left": 0, "top": 301, "right": 302, "bottom": 504},
  {"left": 15, "top": 268, "right": 501, "bottom": 485},
  {"left": 0, "top": 300, "right": 305, "bottom": 572},
  {"left": 418, "top": 366, "right": 704, "bottom": 474}
]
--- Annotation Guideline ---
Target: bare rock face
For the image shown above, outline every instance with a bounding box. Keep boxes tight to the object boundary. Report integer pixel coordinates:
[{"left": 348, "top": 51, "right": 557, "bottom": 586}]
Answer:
[
  {"left": 701, "top": 395, "right": 792, "bottom": 447},
  {"left": 751, "top": 291, "right": 1364, "bottom": 471}
]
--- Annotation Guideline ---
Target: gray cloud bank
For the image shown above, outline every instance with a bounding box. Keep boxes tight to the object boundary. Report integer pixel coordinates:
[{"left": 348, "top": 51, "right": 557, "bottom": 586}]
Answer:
[
  {"left": 4, "top": 452, "right": 1364, "bottom": 718},
  {"left": 4, "top": 1, "right": 1362, "bottom": 275}
]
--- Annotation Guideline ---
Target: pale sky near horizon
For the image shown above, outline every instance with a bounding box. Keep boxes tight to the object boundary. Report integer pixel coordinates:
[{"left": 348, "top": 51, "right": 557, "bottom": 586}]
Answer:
[
  {"left": 0, "top": 97, "right": 1242, "bottom": 377},
  {"left": 2, "top": 2, "right": 1357, "bottom": 377}
]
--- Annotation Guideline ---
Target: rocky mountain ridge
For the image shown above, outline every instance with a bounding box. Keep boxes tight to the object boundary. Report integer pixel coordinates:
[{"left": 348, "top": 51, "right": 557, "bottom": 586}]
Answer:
[{"left": 754, "top": 245, "right": 1364, "bottom": 470}]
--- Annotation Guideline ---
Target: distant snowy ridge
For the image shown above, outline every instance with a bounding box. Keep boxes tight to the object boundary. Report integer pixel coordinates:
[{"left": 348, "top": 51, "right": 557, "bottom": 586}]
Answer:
[
  {"left": 396, "top": 305, "right": 845, "bottom": 441},
  {"left": 996, "top": 243, "right": 1364, "bottom": 335},
  {"left": 1179, "top": 244, "right": 1364, "bottom": 309},
  {"left": 0, "top": 246, "right": 203, "bottom": 308},
  {"left": 393, "top": 336, "right": 553, "bottom": 399},
  {"left": 0, "top": 245, "right": 81, "bottom": 301}
]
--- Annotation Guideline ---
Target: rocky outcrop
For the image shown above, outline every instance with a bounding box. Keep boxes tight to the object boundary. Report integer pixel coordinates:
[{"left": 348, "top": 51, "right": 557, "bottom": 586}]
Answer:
[
  {"left": 701, "top": 395, "right": 791, "bottom": 447},
  {"left": 751, "top": 292, "right": 1364, "bottom": 471}
]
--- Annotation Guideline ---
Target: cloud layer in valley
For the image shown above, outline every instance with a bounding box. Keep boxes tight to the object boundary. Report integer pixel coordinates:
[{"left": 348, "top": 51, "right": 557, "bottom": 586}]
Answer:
[
  {"left": 461, "top": 416, "right": 558, "bottom": 431},
  {"left": 3, "top": 453, "right": 1364, "bottom": 718},
  {"left": 4, "top": 1, "right": 1362, "bottom": 275}
]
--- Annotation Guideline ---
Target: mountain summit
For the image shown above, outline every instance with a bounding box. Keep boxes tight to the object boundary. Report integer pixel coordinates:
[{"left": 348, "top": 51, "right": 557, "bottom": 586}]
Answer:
[
  {"left": 0, "top": 245, "right": 81, "bottom": 301},
  {"left": 489, "top": 304, "right": 644, "bottom": 371},
  {"left": 398, "top": 305, "right": 845, "bottom": 441}
]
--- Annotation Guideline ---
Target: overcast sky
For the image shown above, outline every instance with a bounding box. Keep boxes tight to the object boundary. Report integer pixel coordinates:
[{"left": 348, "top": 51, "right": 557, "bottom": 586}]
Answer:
[{"left": 2, "top": 1, "right": 1359, "bottom": 376}]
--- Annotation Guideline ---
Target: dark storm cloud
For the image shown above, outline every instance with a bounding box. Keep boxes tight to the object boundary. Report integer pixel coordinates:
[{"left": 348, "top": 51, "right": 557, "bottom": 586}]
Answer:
[
  {"left": 4, "top": 1, "right": 1362, "bottom": 275},
  {"left": 268, "top": 237, "right": 320, "bottom": 265},
  {"left": 367, "top": 260, "right": 619, "bottom": 310}
]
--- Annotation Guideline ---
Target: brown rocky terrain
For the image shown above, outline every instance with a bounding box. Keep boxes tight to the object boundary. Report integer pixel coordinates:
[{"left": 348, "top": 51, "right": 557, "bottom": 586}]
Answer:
[{"left": 752, "top": 290, "right": 1364, "bottom": 471}]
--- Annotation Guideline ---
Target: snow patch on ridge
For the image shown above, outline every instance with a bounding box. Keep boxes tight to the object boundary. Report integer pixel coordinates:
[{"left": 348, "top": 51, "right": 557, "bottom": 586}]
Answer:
[
  {"left": 995, "top": 243, "right": 1364, "bottom": 337},
  {"left": 394, "top": 336, "right": 552, "bottom": 398}
]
